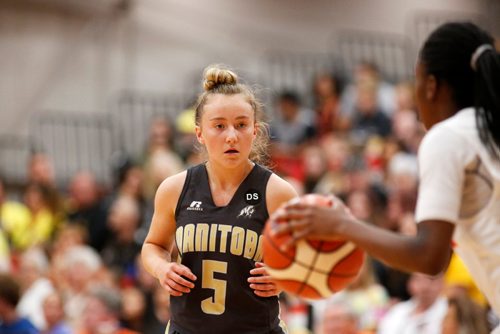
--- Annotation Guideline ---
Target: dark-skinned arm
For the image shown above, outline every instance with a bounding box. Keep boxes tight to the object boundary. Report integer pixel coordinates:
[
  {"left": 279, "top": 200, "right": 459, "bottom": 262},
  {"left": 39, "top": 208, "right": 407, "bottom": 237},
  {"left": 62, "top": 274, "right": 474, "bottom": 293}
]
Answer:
[{"left": 274, "top": 201, "right": 455, "bottom": 276}]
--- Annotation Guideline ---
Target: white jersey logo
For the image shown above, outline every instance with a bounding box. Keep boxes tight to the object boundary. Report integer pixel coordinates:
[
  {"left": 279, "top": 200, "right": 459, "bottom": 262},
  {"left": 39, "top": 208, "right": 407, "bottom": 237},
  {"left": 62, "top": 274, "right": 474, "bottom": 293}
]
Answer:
[
  {"left": 237, "top": 205, "right": 255, "bottom": 218},
  {"left": 187, "top": 201, "right": 203, "bottom": 211}
]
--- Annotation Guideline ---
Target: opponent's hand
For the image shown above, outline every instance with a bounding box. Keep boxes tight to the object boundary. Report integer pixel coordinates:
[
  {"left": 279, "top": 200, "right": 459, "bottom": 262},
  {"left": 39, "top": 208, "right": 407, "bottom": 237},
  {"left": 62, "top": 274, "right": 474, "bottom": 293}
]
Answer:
[
  {"left": 248, "top": 262, "right": 281, "bottom": 297},
  {"left": 272, "top": 195, "right": 354, "bottom": 249},
  {"left": 156, "top": 262, "right": 197, "bottom": 297}
]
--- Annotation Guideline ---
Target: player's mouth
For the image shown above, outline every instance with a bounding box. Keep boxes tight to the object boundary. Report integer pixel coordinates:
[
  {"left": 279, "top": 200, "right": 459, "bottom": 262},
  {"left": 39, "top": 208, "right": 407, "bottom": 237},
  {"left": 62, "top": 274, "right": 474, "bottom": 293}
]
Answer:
[{"left": 224, "top": 148, "right": 239, "bottom": 155}]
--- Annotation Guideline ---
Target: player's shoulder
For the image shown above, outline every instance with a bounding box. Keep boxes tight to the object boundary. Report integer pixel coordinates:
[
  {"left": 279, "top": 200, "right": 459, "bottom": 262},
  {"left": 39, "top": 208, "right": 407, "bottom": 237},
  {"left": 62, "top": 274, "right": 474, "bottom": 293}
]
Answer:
[
  {"left": 155, "top": 170, "right": 188, "bottom": 202},
  {"left": 420, "top": 109, "right": 474, "bottom": 157},
  {"left": 424, "top": 108, "right": 474, "bottom": 142},
  {"left": 267, "top": 173, "right": 298, "bottom": 197},
  {"left": 266, "top": 173, "right": 298, "bottom": 214}
]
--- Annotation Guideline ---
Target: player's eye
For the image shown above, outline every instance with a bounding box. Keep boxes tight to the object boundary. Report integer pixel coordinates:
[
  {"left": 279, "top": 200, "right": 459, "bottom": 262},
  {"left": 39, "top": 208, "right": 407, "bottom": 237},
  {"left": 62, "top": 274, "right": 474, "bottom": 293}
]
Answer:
[
  {"left": 214, "top": 124, "right": 225, "bottom": 129},
  {"left": 237, "top": 123, "right": 247, "bottom": 129}
]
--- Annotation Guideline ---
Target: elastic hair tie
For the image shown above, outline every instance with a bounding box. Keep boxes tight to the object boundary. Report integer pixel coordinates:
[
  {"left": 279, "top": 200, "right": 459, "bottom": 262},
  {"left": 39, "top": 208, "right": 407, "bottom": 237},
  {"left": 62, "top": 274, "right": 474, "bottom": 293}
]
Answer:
[{"left": 470, "top": 44, "right": 494, "bottom": 71}]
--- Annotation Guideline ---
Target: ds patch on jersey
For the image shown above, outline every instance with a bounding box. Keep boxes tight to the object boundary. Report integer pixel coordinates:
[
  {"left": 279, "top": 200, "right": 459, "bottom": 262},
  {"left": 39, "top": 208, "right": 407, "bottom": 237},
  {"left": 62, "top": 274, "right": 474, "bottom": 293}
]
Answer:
[{"left": 244, "top": 189, "right": 261, "bottom": 205}]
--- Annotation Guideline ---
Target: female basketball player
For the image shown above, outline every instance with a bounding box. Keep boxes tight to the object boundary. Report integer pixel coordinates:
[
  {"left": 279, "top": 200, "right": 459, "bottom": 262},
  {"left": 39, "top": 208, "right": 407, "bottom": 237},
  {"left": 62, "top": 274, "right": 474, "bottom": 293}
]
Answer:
[
  {"left": 274, "top": 22, "right": 500, "bottom": 332},
  {"left": 141, "top": 65, "right": 297, "bottom": 333}
]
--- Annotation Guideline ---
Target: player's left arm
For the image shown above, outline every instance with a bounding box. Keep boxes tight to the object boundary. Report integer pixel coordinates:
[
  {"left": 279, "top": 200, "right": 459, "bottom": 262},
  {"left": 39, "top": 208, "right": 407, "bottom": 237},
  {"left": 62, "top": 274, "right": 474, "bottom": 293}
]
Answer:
[{"left": 248, "top": 173, "right": 298, "bottom": 297}]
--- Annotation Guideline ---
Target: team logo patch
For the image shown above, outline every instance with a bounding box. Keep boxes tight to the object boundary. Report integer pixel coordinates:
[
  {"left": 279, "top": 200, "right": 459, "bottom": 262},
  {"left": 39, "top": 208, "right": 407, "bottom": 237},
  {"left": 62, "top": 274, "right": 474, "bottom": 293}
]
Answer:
[
  {"left": 244, "top": 189, "right": 261, "bottom": 205},
  {"left": 237, "top": 205, "right": 255, "bottom": 218},
  {"left": 187, "top": 201, "right": 203, "bottom": 211}
]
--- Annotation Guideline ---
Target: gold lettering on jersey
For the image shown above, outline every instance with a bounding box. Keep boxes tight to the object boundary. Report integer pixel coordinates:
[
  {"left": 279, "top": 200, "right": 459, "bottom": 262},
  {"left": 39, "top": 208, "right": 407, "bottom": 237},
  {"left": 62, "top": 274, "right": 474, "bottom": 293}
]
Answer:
[
  {"left": 209, "top": 224, "right": 218, "bottom": 252},
  {"left": 175, "top": 223, "right": 263, "bottom": 260},
  {"left": 243, "top": 230, "right": 258, "bottom": 260},
  {"left": 218, "top": 225, "right": 232, "bottom": 253},
  {"left": 253, "top": 235, "right": 263, "bottom": 262},
  {"left": 195, "top": 223, "right": 209, "bottom": 252},
  {"left": 230, "top": 226, "right": 245, "bottom": 256},
  {"left": 183, "top": 224, "right": 195, "bottom": 253},
  {"left": 176, "top": 226, "right": 184, "bottom": 253}
]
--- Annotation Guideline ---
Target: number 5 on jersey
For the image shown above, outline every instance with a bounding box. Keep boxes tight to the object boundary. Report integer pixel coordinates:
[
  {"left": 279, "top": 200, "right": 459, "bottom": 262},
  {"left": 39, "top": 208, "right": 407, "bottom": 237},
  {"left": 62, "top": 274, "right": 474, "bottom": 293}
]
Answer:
[{"left": 201, "top": 260, "right": 227, "bottom": 315}]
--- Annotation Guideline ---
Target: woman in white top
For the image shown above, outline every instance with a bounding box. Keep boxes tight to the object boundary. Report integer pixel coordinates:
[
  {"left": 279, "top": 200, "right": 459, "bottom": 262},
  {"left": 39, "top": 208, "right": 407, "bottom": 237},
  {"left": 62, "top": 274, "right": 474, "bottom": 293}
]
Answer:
[{"left": 274, "top": 22, "right": 500, "bottom": 333}]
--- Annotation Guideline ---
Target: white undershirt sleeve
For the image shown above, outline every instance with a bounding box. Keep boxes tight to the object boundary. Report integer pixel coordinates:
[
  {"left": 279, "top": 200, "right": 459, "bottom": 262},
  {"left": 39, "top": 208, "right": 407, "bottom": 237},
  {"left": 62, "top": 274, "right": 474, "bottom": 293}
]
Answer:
[{"left": 415, "top": 125, "right": 473, "bottom": 224}]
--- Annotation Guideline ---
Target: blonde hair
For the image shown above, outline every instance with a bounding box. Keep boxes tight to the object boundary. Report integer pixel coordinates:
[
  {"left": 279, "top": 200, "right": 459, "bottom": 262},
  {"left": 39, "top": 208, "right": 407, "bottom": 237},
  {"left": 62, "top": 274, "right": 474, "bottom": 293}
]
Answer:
[{"left": 194, "top": 64, "right": 269, "bottom": 165}]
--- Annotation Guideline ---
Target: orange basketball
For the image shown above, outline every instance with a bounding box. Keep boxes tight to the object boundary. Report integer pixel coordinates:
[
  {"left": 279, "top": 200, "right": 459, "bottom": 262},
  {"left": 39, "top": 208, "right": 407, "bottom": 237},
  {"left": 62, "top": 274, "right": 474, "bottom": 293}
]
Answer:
[{"left": 263, "top": 194, "right": 365, "bottom": 299}]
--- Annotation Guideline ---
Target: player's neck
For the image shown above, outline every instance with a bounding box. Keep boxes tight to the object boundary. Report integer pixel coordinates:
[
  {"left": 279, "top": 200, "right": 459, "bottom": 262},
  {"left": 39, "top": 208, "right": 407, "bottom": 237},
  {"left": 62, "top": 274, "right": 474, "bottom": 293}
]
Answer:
[{"left": 205, "top": 160, "right": 254, "bottom": 190}]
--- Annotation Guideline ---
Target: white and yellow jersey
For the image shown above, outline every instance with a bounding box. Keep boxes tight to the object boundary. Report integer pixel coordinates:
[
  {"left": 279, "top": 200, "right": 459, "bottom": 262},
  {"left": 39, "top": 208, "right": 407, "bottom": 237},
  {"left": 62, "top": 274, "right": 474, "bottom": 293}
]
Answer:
[{"left": 415, "top": 107, "right": 500, "bottom": 319}]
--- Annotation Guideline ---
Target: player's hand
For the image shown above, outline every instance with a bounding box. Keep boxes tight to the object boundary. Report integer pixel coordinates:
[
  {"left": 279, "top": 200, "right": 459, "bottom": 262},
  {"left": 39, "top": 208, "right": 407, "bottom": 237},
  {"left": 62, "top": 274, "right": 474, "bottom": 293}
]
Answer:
[
  {"left": 248, "top": 262, "right": 281, "bottom": 297},
  {"left": 156, "top": 262, "right": 197, "bottom": 297},
  {"left": 272, "top": 195, "right": 354, "bottom": 248}
]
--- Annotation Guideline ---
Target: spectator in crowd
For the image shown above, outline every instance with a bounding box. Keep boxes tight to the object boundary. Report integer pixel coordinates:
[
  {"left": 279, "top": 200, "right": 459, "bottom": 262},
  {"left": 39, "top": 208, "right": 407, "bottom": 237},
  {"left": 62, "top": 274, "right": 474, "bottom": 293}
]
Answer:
[
  {"left": 312, "top": 72, "right": 343, "bottom": 137},
  {"left": 349, "top": 82, "right": 392, "bottom": 145},
  {"left": 320, "top": 302, "right": 365, "bottom": 334},
  {"left": 390, "top": 109, "right": 423, "bottom": 155},
  {"left": 393, "top": 82, "right": 416, "bottom": 114},
  {"left": 301, "top": 145, "right": 328, "bottom": 193},
  {"left": 442, "top": 294, "right": 490, "bottom": 334},
  {"left": 444, "top": 253, "right": 487, "bottom": 308},
  {"left": 101, "top": 196, "right": 142, "bottom": 282},
  {"left": 313, "top": 134, "right": 352, "bottom": 195},
  {"left": 41, "top": 292, "right": 73, "bottom": 334},
  {"left": 13, "top": 183, "right": 63, "bottom": 251},
  {"left": 28, "top": 152, "right": 55, "bottom": 187},
  {"left": 107, "top": 158, "right": 151, "bottom": 242},
  {"left": 16, "top": 247, "right": 55, "bottom": 331},
  {"left": 120, "top": 286, "right": 146, "bottom": 332},
  {"left": 377, "top": 273, "right": 447, "bottom": 334},
  {"left": 314, "top": 260, "right": 389, "bottom": 333},
  {"left": 77, "top": 287, "right": 137, "bottom": 334},
  {"left": 66, "top": 172, "right": 110, "bottom": 252},
  {"left": 340, "top": 61, "right": 396, "bottom": 119},
  {"left": 59, "top": 245, "right": 103, "bottom": 328},
  {"left": 0, "top": 176, "right": 31, "bottom": 253},
  {"left": 0, "top": 273, "right": 39, "bottom": 334},
  {"left": 270, "top": 90, "right": 315, "bottom": 154},
  {"left": 142, "top": 117, "right": 184, "bottom": 202}
]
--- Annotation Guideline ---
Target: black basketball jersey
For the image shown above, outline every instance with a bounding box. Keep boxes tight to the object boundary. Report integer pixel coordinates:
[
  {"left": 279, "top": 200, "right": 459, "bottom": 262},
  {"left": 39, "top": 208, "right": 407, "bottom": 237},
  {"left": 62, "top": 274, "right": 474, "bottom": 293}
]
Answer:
[{"left": 168, "top": 163, "right": 286, "bottom": 334}]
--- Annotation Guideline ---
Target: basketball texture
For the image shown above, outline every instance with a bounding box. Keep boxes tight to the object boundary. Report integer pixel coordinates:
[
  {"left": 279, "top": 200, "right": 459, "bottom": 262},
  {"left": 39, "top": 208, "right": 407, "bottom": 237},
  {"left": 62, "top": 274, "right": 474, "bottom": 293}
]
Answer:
[{"left": 263, "top": 194, "right": 365, "bottom": 299}]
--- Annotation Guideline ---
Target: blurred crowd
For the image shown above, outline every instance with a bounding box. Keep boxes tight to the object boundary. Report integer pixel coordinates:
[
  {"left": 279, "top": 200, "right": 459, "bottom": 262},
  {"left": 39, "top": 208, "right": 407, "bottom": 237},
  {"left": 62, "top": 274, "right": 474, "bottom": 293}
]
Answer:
[{"left": 0, "top": 61, "right": 497, "bottom": 333}]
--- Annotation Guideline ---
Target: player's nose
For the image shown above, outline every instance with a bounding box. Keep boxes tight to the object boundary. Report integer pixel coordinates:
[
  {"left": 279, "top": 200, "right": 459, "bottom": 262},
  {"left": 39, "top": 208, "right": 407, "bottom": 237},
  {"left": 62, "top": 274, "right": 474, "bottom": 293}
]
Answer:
[{"left": 225, "top": 126, "right": 238, "bottom": 143}]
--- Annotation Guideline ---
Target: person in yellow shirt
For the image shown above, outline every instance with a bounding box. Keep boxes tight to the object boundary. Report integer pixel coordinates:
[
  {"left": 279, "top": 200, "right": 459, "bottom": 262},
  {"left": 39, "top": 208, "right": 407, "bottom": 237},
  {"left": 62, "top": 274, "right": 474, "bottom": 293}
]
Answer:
[
  {"left": 3, "top": 182, "right": 63, "bottom": 251},
  {"left": 0, "top": 177, "right": 31, "bottom": 251},
  {"left": 445, "top": 252, "right": 487, "bottom": 307}
]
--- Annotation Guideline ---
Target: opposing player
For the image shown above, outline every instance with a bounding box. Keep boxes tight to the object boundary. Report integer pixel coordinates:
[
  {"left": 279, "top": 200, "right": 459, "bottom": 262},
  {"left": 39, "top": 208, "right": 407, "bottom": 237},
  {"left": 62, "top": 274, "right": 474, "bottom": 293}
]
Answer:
[
  {"left": 274, "top": 22, "right": 500, "bottom": 332},
  {"left": 141, "top": 65, "right": 297, "bottom": 333}
]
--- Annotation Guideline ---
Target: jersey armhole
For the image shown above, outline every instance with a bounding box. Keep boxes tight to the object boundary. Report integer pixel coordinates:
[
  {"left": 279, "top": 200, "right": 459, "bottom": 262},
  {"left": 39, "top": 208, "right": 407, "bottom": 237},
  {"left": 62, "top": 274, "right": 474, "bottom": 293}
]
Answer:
[{"left": 174, "top": 168, "right": 192, "bottom": 218}]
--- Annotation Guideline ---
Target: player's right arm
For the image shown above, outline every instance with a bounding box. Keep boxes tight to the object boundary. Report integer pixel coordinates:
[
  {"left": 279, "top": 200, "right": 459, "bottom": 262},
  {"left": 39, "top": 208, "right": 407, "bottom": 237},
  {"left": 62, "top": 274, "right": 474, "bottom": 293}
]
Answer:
[{"left": 141, "top": 171, "right": 197, "bottom": 296}]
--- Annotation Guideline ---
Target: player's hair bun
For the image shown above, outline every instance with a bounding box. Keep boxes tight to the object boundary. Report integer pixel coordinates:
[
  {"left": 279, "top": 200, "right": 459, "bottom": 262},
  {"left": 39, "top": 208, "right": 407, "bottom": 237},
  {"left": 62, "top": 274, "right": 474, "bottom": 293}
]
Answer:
[{"left": 203, "top": 65, "right": 238, "bottom": 91}]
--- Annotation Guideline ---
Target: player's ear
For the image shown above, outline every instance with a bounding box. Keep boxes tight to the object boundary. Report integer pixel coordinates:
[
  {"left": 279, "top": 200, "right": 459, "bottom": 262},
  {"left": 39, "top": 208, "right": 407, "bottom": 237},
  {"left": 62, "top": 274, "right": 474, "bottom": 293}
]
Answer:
[
  {"left": 425, "top": 74, "right": 438, "bottom": 101},
  {"left": 195, "top": 125, "right": 205, "bottom": 145}
]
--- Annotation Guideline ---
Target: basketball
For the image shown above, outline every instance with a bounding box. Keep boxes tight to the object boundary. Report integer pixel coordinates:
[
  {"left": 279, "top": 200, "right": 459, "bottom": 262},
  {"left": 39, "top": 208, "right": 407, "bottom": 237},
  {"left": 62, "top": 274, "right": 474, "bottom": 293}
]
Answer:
[{"left": 263, "top": 194, "right": 365, "bottom": 299}]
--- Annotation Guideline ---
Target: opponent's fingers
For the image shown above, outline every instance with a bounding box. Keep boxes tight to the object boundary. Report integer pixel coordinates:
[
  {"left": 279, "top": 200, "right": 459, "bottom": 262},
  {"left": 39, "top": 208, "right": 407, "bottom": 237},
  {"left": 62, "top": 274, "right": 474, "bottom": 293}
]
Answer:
[
  {"left": 280, "top": 227, "right": 312, "bottom": 251},
  {"left": 272, "top": 218, "right": 309, "bottom": 236}
]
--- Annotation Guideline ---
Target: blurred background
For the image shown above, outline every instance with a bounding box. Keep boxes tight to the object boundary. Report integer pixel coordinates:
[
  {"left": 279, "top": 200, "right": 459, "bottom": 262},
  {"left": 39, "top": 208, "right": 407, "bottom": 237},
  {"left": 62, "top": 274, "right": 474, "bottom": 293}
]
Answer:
[{"left": 0, "top": 0, "right": 499, "bottom": 333}]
